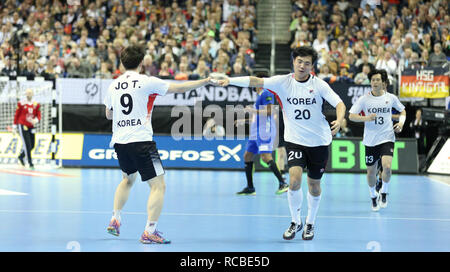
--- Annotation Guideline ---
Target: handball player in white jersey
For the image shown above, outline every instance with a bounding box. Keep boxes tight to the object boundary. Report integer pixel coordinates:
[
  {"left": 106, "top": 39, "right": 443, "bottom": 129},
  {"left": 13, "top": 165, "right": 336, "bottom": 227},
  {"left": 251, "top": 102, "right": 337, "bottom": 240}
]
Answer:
[
  {"left": 349, "top": 69, "right": 406, "bottom": 211},
  {"left": 104, "top": 45, "right": 214, "bottom": 244},
  {"left": 215, "top": 46, "right": 346, "bottom": 241}
]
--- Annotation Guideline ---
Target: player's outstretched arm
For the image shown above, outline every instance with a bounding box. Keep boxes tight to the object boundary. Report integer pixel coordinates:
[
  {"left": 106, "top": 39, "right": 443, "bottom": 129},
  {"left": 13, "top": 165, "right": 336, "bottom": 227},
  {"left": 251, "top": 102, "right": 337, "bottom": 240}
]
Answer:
[
  {"left": 330, "top": 102, "right": 346, "bottom": 136},
  {"left": 213, "top": 75, "right": 265, "bottom": 89},
  {"left": 393, "top": 110, "right": 406, "bottom": 133},
  {"left": 167, "top": 77, "right": 214, "bottom": 93}
]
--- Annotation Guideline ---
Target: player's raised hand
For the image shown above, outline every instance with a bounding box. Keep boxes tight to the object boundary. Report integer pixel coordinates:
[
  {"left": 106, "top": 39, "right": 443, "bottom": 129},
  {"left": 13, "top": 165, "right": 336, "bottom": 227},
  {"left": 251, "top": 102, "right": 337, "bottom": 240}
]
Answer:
[
  {"left": 210, "top": 73, "right": 230, "bottom": 87},
  {"left": 330, "top": 120, "right": 341, "bottom": 136},
  {"left": 393, "top": 123, "right": 403, "bottom": 133},
  {"left": 217, "top": 78, "right": 230, "bottom": 87}
]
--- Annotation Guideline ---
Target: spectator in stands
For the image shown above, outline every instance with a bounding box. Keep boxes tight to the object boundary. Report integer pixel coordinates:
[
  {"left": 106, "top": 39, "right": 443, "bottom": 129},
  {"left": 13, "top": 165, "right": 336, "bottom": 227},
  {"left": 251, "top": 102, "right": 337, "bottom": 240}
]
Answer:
[
  {"left": 317, "top": 64, "right": 333, "bottom": 81},
  {"left": 355, "top": 52, "right": 375, "bottom": 74},
  {"left": 312, "top": 30, "right": 329, "bottom": 54},
  {"left": 375, "top": 51, "right": 397, "bottom": 78},
  {"left": 441, "top": 27, "right": 450, "bottom": 56},
  {"left": 175, "top": 62, "right": 191, "bottom": 80},
  {"left": 192, "top": 59, "right": 210, "bottom": 79},
  {"left": 158, "top": 61, "right": 174, "bottom": 79},
  {"left": 231, "top": 61, "right": 249, "bottom": 76},
  {"left": 93, "top": 61, "right": 111, "bottom": 79},
  {"left": 1, "top": 57, "right": 17, "bottom": 79},
  {"left": 20, "top": 59, "right": 36, "bottom": 80},
  {"left": 142, "top": 55, "right": 158, "bottom": 77},
  {"left": 66, "top": 57, "right": 93, "bottom": 78},
  {"left": 399, "top": 47, "right": 414, "bottom": 69},
  {"left": 419, "top": 33, "right": 433, "bottom": 54},
  {"left": 409, "top": 52, "right": 423, "bottom": 69},
  {"left": 291, "top": 31, "right": 310, "bottom": 49},
  {"left": 354, "top": 64, "right": 371, "bottom": 85},
  {"left": 337, "top": 65, "right": 354, "bottom": 83},
  {"left": 428, "top": 43, "right": 447, "bottom": 67}
]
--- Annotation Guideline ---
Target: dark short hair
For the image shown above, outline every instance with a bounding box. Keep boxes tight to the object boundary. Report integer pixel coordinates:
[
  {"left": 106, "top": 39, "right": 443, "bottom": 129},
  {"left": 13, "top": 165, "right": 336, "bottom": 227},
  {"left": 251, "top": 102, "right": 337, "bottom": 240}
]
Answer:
[
  {"left": 120, "top": 45, "right": 145, "bottom": 69},
  {"left": 291, "top": 46, "right": 318, "bottom": 64},
  {"left": 368, "top": 69, "right": 389, "bottom": 85}
]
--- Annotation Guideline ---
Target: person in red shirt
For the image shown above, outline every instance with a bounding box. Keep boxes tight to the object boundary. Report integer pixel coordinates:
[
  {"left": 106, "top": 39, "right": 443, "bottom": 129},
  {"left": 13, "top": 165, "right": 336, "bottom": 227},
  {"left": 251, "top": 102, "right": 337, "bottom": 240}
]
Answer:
[{"left": 13, "top": 88, "right": 41, "bottom": 168}]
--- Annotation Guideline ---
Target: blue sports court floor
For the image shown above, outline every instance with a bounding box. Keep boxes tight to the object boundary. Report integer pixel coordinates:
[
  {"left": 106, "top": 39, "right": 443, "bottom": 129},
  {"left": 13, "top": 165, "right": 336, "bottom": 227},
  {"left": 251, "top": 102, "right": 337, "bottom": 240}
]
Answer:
[{"left": 0, "top": 166, "right": 449, "bottom": 252}]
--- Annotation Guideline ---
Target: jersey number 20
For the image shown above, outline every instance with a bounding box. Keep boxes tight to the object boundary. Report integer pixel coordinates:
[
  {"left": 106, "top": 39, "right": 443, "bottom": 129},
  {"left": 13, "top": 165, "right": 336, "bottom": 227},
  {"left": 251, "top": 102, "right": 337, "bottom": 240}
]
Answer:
[
  {"left": 120, "top": 94, "right": 133, "bottom": 115},
  {"left": 294, "top": 109, "right": 311, "bottom": 120}
]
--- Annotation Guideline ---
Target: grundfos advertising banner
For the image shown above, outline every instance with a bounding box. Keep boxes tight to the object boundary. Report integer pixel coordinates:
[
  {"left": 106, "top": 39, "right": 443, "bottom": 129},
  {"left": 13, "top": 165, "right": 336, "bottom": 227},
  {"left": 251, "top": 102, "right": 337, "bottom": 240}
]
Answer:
[
  {"left": 70, "top": 134, "right": 247, "bottom": 169},
  {"left": 0, "top": 133, "right": 418, "bottom": 173}
]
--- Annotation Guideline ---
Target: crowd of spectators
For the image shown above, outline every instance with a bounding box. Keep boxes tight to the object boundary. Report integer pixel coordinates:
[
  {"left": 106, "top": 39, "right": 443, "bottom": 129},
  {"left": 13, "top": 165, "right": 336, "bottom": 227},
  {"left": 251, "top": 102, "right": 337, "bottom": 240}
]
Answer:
[
  {"left": 0, "top": 0, "right": 449, "bottom": 86},
  {"left": 289, "top": 0, "right": 449, "bottom": 87},
  {"left": 0, "top": 0, "right": 259, "bottom": 82}
]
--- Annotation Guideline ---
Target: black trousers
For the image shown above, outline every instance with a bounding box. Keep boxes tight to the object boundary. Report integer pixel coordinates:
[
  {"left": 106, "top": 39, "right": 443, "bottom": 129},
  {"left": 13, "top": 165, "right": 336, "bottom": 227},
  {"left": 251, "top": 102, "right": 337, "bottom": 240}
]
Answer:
[{"left": 18, "top": 124, "right": 35, "bottom": 166}]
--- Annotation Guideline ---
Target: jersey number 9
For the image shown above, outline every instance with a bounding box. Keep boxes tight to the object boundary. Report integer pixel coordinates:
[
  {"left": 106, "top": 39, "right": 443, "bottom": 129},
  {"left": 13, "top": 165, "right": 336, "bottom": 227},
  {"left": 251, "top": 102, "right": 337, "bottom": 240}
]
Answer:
[{"left": 120, "top": 94, "right": 133, "bottom": 115}]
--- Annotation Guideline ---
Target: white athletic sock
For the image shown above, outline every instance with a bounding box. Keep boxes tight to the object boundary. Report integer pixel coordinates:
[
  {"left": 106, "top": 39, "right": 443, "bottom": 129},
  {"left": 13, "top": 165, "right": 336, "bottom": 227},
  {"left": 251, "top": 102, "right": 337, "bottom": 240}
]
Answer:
[
  {"left": 145, "top": 220, "right": 157, "bottom": 234},
  {"left": 306, "top": 192, "right": 321, "bottom": 225},
  {"left": 287, "top": 188, "right": 303, "bottom": 224},
  {"left": 112, "top": 210, "right": 121, "bottom": 222},
  {"left": 369, "top": 185, "right": 377, "bottom": 198},
  {"left": 380, "top": 181, "right": 389, "bottom": 194}
]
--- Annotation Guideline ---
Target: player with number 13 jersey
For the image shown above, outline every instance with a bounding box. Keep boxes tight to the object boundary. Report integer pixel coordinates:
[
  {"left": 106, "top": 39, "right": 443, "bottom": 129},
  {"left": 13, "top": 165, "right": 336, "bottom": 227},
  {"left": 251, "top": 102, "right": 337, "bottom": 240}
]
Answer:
[{"left": 349, "top": 69, "right": 406, "bottom": 212}]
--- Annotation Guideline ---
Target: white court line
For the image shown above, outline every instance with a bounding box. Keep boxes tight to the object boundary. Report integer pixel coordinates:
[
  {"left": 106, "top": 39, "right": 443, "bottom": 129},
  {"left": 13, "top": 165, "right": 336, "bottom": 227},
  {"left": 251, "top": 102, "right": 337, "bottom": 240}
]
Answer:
[
  {"left": 0, "top": 189, "right": 28, "bottom": 196},
  {"left": 0, "top": 209, "right": 449, "bottom": 223}
]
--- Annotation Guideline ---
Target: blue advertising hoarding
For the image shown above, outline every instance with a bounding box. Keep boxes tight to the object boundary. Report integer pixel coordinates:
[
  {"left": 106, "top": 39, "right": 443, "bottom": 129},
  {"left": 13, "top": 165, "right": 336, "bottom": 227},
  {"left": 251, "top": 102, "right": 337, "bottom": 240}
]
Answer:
[
  {"left": 64, "top": 134, "right": 247, "bottom": 169},
  {"left": 55, "top": 133, "right": 417, "bottom": 173}
]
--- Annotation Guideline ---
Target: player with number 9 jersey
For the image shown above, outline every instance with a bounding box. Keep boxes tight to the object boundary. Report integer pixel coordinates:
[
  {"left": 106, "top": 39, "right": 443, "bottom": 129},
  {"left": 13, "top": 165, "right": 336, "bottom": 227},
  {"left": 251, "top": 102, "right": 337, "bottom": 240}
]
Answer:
[
  {"left": 104, "top": 71, "right": 168, "bottom": 148},
  {"left": 103, "top": 45, "right": 213, "bottom": 245}
]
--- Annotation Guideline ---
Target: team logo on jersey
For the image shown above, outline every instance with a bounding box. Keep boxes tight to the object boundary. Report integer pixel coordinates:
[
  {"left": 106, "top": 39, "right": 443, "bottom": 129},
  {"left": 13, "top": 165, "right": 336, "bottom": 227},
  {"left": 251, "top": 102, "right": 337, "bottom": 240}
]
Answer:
[
  {"left": 309, "top": 89, "right": 314, "bottom": 93},
  {"left": 320, "top": 168, "right": 325, "bottom": 173}
]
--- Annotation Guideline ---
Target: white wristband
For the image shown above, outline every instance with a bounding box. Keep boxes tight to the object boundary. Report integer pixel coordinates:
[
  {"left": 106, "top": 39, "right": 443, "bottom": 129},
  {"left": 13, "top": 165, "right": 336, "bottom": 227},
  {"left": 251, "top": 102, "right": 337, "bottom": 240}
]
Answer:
[
  {"left": 229, "top": 76, "right": 250, "bottom": 87},
  {"left": 399, "top": 115, "right": 406, "bottom": 125}
]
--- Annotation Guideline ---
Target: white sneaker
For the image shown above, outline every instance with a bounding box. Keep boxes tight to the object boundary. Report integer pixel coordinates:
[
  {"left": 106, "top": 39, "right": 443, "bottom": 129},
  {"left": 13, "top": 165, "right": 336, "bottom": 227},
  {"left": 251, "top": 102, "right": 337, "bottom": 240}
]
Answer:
[
  {"left": 283, "top": 221, "right": 303, "bottom": 240},
  {"left": 302, "top": 224, "right": 315, "bottom": 240}
]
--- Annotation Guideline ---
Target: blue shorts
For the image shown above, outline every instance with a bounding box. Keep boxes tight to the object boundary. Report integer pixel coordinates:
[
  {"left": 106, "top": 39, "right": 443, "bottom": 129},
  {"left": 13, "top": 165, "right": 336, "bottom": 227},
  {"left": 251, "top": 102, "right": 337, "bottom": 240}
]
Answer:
[{"left": 245, "top": 139, "right": 274, "bottom": 154}]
